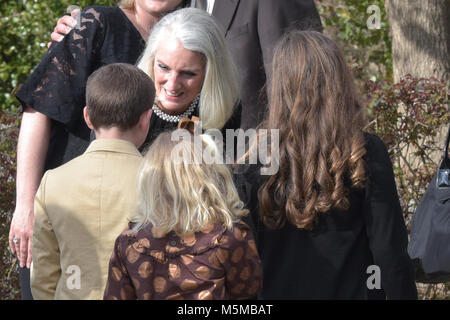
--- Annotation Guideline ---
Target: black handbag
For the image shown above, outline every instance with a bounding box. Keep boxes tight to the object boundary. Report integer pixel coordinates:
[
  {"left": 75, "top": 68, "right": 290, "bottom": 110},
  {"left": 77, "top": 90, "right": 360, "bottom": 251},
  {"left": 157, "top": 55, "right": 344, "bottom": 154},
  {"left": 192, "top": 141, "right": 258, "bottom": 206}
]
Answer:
[{"left": 407, "top": 126, "right": 450, "bottom": 283}]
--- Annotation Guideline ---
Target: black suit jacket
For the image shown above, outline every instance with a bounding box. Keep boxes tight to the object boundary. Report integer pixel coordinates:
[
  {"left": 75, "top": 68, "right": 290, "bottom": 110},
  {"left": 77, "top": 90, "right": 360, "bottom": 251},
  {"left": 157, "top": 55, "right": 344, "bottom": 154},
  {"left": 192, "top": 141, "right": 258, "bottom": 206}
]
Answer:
[{"left": 212, "top": 0, "right": 322, "bottom": 129}]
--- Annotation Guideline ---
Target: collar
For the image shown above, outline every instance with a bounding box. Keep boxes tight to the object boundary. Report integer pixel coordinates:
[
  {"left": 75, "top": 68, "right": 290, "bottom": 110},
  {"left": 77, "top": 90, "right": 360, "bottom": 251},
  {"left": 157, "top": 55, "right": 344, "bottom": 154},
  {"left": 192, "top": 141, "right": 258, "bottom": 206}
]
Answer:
[{"left": 84, "top": 139, "right": 142, "bottom": 157}]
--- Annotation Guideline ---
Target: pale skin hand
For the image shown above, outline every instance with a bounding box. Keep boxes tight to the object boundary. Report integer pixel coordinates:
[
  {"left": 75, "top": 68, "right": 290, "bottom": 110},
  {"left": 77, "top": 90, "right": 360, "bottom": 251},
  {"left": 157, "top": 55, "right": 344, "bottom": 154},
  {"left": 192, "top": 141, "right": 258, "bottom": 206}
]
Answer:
[
  {"left": 47, "top": 9, "right": 79, "bottom": 47},
  {"left": 9, "top": 108, "right": 51, "bottom": 268}
]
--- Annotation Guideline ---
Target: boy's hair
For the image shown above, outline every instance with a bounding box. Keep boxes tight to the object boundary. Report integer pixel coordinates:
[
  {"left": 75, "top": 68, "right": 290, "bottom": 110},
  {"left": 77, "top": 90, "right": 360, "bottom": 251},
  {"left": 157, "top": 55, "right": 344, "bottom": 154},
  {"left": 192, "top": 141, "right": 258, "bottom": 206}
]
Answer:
[
  {"left": 131, "top": 130, "right": 248, "bottom": 236},
  {"left": 86, "top": 63, "right": 155, "bottom": 130}
]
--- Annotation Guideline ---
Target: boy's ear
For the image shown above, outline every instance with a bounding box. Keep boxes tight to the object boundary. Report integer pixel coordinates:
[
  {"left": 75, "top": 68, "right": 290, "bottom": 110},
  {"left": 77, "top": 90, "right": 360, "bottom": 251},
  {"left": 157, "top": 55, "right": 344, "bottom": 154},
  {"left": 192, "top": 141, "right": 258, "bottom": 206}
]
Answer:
[{"left": 83, "top": 106, "right": 95, "bottom": 130}]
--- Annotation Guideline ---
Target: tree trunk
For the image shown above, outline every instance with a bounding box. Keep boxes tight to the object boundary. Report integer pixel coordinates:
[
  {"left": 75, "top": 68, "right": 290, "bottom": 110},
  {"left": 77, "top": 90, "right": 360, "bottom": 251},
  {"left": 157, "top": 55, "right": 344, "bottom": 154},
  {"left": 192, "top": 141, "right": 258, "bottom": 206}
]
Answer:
[{"left": 386, "top": 0, "right": 450, "bottom": 82}]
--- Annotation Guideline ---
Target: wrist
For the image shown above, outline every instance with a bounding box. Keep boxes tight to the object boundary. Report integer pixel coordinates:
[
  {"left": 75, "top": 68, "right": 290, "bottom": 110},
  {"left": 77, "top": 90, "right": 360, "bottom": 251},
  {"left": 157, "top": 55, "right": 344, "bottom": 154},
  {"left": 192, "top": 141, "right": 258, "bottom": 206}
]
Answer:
[{"left": 13, "top": 203, "right": 34, "bottom": 218}]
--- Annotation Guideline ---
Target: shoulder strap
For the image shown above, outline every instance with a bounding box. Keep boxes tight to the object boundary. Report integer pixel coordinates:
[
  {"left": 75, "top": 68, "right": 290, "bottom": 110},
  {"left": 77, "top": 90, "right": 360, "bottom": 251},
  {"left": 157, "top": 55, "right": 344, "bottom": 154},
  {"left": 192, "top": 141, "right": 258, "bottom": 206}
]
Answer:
[
  {"left": 439, "top": 125, "right": 450, "bottom": 170},
  {"left": 443, "top": 125, "right": 450, "bottom": 160}
]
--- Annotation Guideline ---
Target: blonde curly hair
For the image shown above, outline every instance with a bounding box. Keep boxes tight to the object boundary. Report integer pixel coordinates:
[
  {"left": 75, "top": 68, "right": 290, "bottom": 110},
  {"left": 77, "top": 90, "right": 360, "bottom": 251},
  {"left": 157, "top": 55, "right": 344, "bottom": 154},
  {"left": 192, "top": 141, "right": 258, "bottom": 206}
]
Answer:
[{"left": 131, "top": 130, "right": 248, "bottom": 236}]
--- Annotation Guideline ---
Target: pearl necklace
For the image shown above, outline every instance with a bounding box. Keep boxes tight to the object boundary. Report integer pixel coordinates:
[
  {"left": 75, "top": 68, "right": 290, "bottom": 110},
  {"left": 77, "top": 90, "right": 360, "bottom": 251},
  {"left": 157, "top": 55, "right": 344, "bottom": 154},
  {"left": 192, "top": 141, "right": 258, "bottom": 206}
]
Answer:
[{"left": 152, "top": 95, "right": 200, "bottom": 123}]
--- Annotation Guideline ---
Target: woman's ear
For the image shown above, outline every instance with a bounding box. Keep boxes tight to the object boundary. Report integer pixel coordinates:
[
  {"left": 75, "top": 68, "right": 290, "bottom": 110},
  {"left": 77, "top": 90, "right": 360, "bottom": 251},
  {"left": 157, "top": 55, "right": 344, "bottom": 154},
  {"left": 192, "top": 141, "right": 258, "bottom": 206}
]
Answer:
[{"left": 83, "top": 106, "right": 95, "bottom": 130}]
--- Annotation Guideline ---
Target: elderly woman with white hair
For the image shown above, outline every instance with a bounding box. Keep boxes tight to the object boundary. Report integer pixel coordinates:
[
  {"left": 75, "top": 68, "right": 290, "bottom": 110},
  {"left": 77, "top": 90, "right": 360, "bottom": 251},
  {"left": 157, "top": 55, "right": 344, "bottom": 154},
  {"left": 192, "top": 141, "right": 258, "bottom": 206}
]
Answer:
[{"left": 138, "top": 7, "right": 242, "bottom": 147}]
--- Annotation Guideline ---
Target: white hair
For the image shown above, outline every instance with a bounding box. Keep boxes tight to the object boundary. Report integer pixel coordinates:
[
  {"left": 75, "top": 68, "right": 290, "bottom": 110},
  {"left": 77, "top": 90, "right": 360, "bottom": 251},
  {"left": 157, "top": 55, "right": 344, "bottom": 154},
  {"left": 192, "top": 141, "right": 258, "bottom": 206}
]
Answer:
[{"left": 137, "top": 8, "right": 240, "bottom": 130}]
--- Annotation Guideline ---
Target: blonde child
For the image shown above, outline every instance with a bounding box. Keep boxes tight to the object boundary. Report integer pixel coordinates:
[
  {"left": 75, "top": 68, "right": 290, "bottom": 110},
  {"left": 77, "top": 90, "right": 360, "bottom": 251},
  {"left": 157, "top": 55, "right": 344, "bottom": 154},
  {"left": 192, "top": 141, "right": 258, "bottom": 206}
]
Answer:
[{"left": 103, "top": 130, "right": 262, "bottom": 300}]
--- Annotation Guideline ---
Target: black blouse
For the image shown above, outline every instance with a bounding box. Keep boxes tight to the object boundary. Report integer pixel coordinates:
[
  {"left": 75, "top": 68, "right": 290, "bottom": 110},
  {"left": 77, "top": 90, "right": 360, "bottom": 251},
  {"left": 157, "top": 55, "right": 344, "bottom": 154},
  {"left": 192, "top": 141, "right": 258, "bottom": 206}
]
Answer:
[
  {"left": 142, "top": 101, "right": 242, "bottom": 152},
  {"left": 15, "top": 6, "right": 146, "bottom": 170},
  {"left": 236, "top": 133, "right": 418, "bottom": 299}
]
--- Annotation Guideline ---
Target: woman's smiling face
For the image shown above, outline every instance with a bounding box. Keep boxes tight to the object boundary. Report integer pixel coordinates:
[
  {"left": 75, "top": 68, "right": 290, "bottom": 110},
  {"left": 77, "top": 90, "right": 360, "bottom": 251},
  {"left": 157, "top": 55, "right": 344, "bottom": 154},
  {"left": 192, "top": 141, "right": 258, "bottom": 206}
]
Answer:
[{"left": 153, "top": 36, "right": 206, "bottom": 115}]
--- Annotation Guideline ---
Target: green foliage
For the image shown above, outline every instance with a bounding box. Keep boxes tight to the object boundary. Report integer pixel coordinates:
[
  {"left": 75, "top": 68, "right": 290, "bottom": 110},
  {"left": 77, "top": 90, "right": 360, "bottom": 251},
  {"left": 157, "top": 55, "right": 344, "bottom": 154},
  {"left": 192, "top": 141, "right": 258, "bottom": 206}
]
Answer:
[
  {"left": 365, "top": 75, "right": 449, "bottom": 217},
  {"left": 0, "top": 0, "right": 115, "bottom": 300},
  {"left": 316, "top": 0, "right": 392, "bottom": 82},
  {"left": 0, "top": 0, "right": 116, "bottom": 112},
  {"left": 0, "top": 109, "right": 20, "bottom": 299}
]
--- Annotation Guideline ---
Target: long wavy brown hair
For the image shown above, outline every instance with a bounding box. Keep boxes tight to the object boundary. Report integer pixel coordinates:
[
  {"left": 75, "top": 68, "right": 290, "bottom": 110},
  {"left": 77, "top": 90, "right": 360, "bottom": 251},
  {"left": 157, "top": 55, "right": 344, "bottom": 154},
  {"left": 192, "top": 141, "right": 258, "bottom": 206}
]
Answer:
[{"left": 259, "top": 30, "right": 367, "bottom": 231}]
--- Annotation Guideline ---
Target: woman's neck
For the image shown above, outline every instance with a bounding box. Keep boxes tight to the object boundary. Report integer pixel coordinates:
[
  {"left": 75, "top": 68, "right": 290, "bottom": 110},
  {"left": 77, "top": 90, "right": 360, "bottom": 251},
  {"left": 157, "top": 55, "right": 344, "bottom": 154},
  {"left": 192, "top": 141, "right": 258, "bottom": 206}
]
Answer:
[{"left": 120, "top": 6, "right": 160, "bottom": 41}]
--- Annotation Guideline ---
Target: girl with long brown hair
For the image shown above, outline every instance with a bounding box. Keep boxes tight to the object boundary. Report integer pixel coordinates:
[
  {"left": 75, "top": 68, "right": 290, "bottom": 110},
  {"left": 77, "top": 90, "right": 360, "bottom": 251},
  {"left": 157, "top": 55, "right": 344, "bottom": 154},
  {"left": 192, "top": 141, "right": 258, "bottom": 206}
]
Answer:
[{"left": 238, "top": 30, "right": 417, "bottom": 299}]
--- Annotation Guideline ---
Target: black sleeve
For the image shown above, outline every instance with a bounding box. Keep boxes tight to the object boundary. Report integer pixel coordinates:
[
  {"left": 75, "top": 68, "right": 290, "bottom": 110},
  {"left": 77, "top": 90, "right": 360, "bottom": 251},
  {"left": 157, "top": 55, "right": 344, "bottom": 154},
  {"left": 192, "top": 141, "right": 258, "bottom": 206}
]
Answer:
[
  {"left": 363, "top": 133, "right": 418, "bottom": 299},
  {"left": 222, "top": 102, "right": 242, "bottom": 132},
  {"left": 233, "top": 163, "right": 265, "bottom": 244},
  {"left": 220, "top": 102, "right": 242, "bottom": 163},
  {"left": 15, "top": 6, "right": 106, "bottom": 132}
]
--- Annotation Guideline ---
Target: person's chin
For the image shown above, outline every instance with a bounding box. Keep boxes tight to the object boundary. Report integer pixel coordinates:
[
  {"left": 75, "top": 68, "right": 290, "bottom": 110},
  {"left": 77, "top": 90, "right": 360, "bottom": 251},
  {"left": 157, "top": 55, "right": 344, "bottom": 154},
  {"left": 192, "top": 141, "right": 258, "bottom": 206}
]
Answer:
[{"left": 160, "top": 101, "right": 186, "bottom": 115}]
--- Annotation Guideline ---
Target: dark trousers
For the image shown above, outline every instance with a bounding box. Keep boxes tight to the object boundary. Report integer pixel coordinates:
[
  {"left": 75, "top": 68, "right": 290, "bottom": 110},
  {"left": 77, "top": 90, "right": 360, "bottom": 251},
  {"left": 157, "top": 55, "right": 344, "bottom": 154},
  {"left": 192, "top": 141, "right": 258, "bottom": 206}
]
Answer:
[{"left": 19, "top": 266, "right": 33, "bottom": 300}]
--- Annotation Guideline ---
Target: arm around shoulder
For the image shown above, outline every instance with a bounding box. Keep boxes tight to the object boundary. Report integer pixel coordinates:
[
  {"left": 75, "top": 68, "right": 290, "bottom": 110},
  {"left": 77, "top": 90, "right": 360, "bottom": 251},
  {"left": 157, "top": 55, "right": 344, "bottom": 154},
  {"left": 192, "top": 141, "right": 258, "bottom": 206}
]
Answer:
[{"left": 15, "top": 6, "right": 107, "bottom": 131}]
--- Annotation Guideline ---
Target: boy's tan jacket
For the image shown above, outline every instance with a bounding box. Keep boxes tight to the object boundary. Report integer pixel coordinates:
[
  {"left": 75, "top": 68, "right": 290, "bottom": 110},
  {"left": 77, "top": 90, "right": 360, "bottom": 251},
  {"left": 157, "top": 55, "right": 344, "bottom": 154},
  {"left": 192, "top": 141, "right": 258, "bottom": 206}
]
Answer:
[{"left": 31, "top": 139, "right": 142, "bottom": 300}]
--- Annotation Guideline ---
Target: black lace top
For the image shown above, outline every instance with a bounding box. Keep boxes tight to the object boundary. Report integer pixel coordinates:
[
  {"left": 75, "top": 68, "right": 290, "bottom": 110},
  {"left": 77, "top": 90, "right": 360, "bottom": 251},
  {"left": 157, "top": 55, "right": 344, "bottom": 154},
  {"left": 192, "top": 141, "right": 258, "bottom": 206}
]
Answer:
[{"left": 15, "top": 6, "right": 146, "bottom": 170}]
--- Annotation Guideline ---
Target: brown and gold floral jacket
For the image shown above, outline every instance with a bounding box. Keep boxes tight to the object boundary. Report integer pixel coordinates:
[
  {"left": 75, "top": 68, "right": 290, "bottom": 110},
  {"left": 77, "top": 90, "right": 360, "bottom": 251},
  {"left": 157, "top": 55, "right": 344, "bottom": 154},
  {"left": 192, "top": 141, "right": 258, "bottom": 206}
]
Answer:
[{"left": 103, "top": 221, "right": 262, "bottom": 300}]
